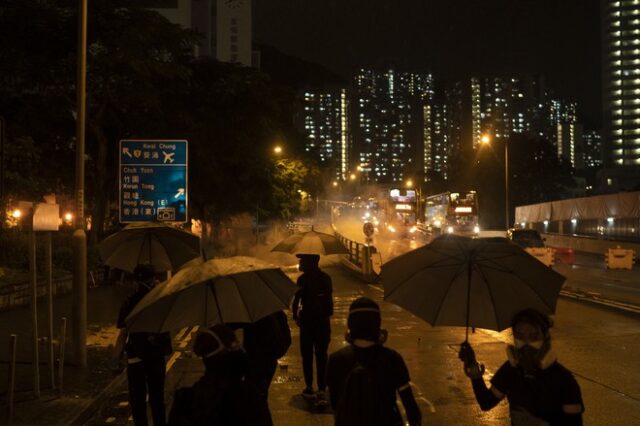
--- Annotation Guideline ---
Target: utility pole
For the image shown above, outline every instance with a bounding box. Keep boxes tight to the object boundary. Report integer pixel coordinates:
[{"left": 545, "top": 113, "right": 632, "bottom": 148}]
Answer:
[
  {"left": 504, "top": 139, "right": 510, "bottom": 230},
  {"left": 0, "top": 116, "right": 5, "bottom": 229},
  {"left": 72, "top": 0, "right": 88, "bottom": 367}
]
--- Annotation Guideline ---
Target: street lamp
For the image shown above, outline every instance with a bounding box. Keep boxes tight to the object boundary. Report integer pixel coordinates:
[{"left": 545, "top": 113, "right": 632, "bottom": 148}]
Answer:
[
  {"left": 480, "top": 133, "right": 510, "bottom": 230},
  {"left": 273, "top": 145, "right": 282, "bottom": 155},
  {"left": 405, "top": 179, "right": 413, "bottom": 188}
]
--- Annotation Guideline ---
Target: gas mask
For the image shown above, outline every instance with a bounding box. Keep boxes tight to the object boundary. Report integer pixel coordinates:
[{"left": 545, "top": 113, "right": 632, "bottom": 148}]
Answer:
[{"left": 513, "top": 339, "right": 545, "bottom": 371}]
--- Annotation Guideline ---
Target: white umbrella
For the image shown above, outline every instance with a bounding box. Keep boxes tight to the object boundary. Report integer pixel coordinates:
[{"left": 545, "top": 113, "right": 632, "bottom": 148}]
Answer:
[
  {"left": 98, "top": 222, "right": 200, "bottom": 272},
  {"left": 125, "top": 256, "right": 297, "bottom": 333}
]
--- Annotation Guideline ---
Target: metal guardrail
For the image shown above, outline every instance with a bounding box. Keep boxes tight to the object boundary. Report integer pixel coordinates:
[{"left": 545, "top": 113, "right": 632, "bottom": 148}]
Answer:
[{"left": 334, "top": 231, "right": 378, "bottom": 282}]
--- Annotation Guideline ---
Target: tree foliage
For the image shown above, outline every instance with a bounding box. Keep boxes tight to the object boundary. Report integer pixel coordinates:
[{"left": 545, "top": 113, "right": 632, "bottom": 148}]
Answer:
[{"left": 0, "top": 0, "right": 311, "bottom": 244}]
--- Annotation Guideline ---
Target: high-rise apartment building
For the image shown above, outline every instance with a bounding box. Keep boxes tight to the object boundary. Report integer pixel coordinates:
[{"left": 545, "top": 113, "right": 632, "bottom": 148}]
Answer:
[
  {"left": 299, "top": 89, "right": 350, "bottom": 180},
  {"left": 550, "top": 99, "right": 580, "bottom": 167},
  {"left": 146, "top": 0, "right": 256, "bottom": 66},
  {"left": 216, "top": 0, "right": 252, "bottom": 66},
  {"left": 351, "top": 68, "right": 433, "bottom": 183},
  {"left": 582, "top": 130, "right": 604, "bottom": 168},
  {"left": 602, "top": 0, "right": 640, "bottom": 166}
]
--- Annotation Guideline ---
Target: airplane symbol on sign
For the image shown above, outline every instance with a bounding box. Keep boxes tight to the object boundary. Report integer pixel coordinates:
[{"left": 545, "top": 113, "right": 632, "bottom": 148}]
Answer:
[
  {"left": 122, "top": 147, "right": 132, "bottom": 158},
  {"left": 162, "top": 151, "right": 175, "bottom": 164}
]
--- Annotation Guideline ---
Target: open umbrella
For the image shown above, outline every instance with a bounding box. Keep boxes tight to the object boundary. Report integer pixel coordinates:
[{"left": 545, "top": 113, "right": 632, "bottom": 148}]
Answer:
[
  {"left": 125, "top": 256, "right": 297, "bottom": 333},
  {"left": 381, "top": 235, "right": 565, "bottom": 340},
  {"left": 271, "top": 229, "right": 348, "bottom": 255},
  {"left": 98, "top": 222, "right": 200, "bottom": 272}
]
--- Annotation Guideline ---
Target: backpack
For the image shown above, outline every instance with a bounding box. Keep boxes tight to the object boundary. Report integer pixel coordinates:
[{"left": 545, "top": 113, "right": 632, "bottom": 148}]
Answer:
[
  {"left": 245, "top": 311, "right": 292, "bottom": 360},
  {"left": 300, "top": 272, "right": 333, "bottom": 319},
  {"left": 335, "top": 349, "right": 381, "bottom": 426}
]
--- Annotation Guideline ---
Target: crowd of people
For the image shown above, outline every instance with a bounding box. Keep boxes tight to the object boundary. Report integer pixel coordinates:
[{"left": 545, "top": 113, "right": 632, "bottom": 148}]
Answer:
[{"left": 111, "top": 256, "right": 584, "bottom": 426}]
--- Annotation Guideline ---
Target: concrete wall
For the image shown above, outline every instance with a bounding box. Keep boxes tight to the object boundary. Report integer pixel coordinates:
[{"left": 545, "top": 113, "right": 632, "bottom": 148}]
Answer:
[{"left": 543, "top": 233, "right": 640, "bottom": 255}]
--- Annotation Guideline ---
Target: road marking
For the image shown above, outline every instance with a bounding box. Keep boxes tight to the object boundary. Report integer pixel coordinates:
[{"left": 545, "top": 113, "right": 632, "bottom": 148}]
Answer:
[
  {"left": 166, "top": 326, "right": 199, "bottom": 372},
  {"left": 368, "top": 284, "right": 384, "bottom": 293}
]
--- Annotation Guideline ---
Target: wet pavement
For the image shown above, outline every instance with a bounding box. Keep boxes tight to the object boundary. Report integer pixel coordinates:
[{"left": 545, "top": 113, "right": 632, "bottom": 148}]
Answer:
[
  {"left": 3, "top": 221, "right": 640, "bottom": 425},
  {"left": 82, "top": 262, "right": 640, "bottom": 425}
]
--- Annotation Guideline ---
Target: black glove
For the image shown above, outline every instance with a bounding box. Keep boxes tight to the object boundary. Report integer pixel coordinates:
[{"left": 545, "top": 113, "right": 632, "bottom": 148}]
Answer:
[
  {"left": 458, "top": 341, "right": 477, "bottom": 366},
  {"left": 459, "top": 341, "right": 485, "bottom": 379}
]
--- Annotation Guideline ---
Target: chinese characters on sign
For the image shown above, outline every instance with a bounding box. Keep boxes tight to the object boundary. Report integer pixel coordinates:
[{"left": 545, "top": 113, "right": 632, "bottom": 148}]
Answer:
[{"left": 119, "top": 140, "right": 188, "bottom": 223}]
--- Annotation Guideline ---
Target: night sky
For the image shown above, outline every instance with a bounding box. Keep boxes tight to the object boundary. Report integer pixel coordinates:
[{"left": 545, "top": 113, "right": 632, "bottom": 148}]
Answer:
[{"left": 254, "top": 0, "right": 602, "bottom": 128}]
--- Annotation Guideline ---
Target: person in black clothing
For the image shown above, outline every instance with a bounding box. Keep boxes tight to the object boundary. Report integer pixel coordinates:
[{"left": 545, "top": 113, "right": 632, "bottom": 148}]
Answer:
[
  {"left": 291, "top": 253, "right": 333, "bottom": 402},
  {"left": 168, "top": 324, "right": 268, "bottom": 426},
  {"left": 239, "top": 310, "right": 291, "bottom": 425},
  {"left": 112, "top": 264, "right": 172, "bottom": 426},
  {"left": 326, "top": 297, "right": 422, "bottom": 426},
  {"left": 459, "top": 308, "right": 584, "bottom": 425}
]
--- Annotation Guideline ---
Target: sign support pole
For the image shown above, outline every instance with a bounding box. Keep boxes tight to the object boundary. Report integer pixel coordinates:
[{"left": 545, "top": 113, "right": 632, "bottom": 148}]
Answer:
[
  {"left": 29, "top": 227, "right": 40, "bottom": 398},
  {"left": 46, "top": 231, "right": 55, "bottom": 389},
  {"left": 72, "top": 0, "right": 88, "bottom": 367}
]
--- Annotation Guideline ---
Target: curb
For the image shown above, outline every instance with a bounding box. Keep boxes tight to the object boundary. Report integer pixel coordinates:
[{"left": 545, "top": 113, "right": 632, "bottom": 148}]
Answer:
[
  {"left": 61, "top": 371, "right": 127, "bottom": 426},
  {"left": 559, "top": 288, "right": 640, "bottom": 315}
]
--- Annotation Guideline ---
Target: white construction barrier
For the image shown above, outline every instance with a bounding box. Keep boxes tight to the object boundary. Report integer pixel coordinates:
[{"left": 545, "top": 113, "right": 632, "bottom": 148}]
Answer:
[
  {"left": 606, "top": 246, "right": 636, "bottom": 270},
  {"left": 525, "top": 247, "right": 556, "bottom": 267}
]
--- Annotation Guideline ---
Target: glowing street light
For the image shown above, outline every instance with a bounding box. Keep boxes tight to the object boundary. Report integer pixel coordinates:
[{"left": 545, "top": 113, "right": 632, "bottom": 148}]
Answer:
[
  {"left": 12, "top": 209, "right": 21, "bottom": 219},
  {"left": 273, "top": 146, "right": 282, "bottom": 155},
  {"left": 406, "top": 179, "right": 413, "bottom": 188},
  {"left": 332, "top": 181, "right": 338, "bottom": 187},
  {"left": 350, "top": 173, "right": 356, "bottom": 181},
  {"left": 481, "top": 134, "right": 491, "bottom": 145}
]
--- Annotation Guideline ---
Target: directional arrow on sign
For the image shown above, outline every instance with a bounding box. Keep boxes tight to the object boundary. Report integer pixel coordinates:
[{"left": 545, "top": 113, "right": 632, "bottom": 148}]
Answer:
[{"left": 174, "top": 188, "right": 185, "bottom": 198}]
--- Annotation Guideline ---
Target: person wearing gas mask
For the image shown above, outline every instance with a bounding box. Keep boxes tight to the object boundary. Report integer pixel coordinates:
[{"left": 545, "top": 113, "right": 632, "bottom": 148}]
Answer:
[
  {"left": 458, "top": 308, "right": 584, "bottom": 425},
  {"left": 168, "top": 324, "right": 268, "bottom": 426},
  {"left": 112, "top": 264, "right": 173, "bottom": 426},
  {"left": 326, "top": 297, "right": 422, "bottom": 426}
]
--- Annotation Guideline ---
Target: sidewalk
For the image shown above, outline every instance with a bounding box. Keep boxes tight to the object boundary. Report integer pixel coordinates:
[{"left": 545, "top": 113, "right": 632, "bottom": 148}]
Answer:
[{"left": 0, "top": 284, "right": 130, "bottom": 425}]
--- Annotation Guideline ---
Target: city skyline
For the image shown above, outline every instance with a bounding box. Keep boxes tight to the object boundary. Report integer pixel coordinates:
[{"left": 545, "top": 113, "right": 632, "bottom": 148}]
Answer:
[{"left": 254, "top": 0, "right": 601, "bottom": 127}]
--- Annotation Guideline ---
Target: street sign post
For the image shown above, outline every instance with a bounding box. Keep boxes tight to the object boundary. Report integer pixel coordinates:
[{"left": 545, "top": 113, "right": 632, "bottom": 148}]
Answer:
[{"left": 119, "top": 140, "right": 188, "bottom": 223}]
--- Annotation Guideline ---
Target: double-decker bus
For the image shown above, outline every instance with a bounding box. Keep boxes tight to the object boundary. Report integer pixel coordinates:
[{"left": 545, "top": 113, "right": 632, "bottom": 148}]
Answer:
[
  {"left": 423, "top": 191, "right": 480, "bottom": 237},
  {"left": 382, "top": 188, "right": 419, "bottom": 237}
]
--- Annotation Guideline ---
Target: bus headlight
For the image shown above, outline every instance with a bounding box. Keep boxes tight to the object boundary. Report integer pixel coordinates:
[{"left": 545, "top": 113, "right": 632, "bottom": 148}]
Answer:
[
  {"left": 473, "top": 226, "right": 480, "bottom": 234},
  {"left": 447, "top": 226, "right": 454, "bottom": 234}
]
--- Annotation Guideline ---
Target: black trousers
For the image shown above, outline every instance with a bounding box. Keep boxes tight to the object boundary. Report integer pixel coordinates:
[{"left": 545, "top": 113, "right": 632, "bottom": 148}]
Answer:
[
  {"left": 127, "top": 356, "right": 166, "bottom": 426},
  {"left": 246, "top": 355, "right": 278, "bottom": 426},
  {"left": 300, "top": 318, "right": 331, "bottom": 391}
]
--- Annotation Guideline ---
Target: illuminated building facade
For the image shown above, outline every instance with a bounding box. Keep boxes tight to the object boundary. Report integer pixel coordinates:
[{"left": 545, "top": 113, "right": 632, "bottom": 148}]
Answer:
[
  {"left": 351, "top": 68, "right": 433, "bottom": 183},
  {"left": 549, "top": 100, "right": 581, "bottom": 167},
  {"left": 582, "top": 130, "right": 604, "bottom": 168},
  {"left": 602, "top": 0, "right": 640, "bottom": 166},
  {"left": 299, "top": 89, "right": 350, "bottom": 180}
]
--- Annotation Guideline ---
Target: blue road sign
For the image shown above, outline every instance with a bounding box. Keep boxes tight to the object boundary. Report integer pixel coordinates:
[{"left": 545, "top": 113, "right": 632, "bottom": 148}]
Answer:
[{"left": 119, "top": 140, "right": 188, "bottom": 223}]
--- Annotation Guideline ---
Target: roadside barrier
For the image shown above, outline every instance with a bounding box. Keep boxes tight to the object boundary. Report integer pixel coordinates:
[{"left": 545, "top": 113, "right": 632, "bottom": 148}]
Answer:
[
  {"left": 525, "top": 247, "right": 556, "bottom": 267},
  {"left": 605, "top": 246, "right": 636, "bottom": 270},
  {"left": 554, "top": 247, "right": 576, "bottom": 265},
  {"left": 334, "top": 232, "right": 378, "bottom": 282},
  {"left": 7, "top": 334, "right": 17, "bottom": 425}
]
